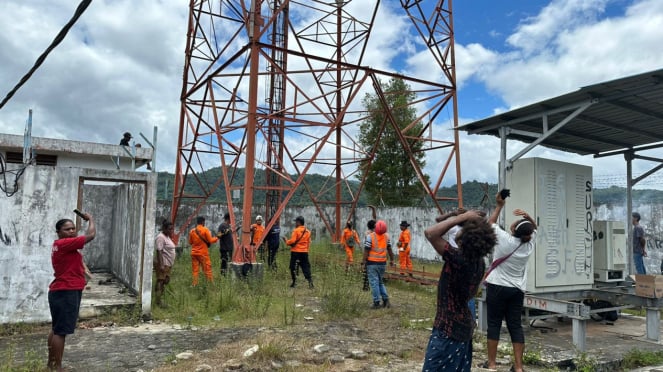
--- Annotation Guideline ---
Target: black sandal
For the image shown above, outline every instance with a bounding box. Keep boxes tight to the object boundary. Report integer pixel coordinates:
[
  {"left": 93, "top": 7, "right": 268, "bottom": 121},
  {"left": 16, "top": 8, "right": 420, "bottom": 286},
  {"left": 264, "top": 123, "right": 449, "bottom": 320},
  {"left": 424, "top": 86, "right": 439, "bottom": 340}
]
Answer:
[{"left": 478, "top": 361, "right": 497, "bottom": 371}]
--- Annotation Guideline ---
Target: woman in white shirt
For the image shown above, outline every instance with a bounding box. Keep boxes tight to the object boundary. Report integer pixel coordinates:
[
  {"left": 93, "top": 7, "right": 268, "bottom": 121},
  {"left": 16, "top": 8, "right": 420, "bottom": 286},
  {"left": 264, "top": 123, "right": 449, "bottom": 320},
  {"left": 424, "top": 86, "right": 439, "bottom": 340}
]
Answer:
[{"left": 481, "top": 192, "right": 536, "bottom": 372}]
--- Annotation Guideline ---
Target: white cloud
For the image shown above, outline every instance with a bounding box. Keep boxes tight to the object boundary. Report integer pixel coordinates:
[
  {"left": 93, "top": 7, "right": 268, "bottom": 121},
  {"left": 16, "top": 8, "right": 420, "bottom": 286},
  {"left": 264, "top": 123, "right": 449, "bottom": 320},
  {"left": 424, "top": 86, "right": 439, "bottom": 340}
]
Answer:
[
  {"left": 455, "top": 0, "right": 663, "bottom": 187},
  {"left": 506, "top": 0, "right": 609, "bottom": 55},
  {"left": 1, "top": 0, "right": 661, "bottom": 190},
  {"left": 468, "top": 0, "right": 663, "bottom": 108},
  {"left": 0, "top": 1, "right": 187, "bottom": 171}
]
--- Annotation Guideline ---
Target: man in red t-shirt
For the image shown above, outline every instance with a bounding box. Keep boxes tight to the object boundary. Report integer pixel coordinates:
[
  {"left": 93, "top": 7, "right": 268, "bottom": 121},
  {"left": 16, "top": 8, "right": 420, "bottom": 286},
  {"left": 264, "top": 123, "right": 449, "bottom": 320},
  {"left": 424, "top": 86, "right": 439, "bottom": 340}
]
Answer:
[{"left": 48, "top": 212, "right": 96, "bottom": 371}]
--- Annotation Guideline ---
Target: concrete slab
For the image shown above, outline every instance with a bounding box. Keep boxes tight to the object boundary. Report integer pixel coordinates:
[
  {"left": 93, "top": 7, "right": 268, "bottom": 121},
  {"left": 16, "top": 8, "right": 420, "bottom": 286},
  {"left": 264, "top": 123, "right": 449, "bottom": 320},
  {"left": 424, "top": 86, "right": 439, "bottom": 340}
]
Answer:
[
  {"left": 510, "top": 312, "right": 663, "bottom": 370},
  {"left": 79, "top": 272, "right": 137, "bottom": 319}
]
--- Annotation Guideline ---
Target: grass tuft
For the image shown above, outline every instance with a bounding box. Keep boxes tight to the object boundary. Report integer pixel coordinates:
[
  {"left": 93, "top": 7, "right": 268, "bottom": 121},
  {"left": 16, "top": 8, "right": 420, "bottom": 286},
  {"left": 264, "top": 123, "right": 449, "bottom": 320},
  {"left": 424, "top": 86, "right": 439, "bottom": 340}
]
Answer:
[{"left": 621, "top": 348, "right": 663, "bottom": 369}]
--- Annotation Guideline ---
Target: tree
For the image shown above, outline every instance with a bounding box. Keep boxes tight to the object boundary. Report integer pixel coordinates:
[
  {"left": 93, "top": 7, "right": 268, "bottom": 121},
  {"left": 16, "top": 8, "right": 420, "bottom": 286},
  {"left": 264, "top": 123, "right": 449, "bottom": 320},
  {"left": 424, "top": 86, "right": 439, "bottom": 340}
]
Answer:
[{"left": 358, "top": 78, "right": 429, "bottom": 206}]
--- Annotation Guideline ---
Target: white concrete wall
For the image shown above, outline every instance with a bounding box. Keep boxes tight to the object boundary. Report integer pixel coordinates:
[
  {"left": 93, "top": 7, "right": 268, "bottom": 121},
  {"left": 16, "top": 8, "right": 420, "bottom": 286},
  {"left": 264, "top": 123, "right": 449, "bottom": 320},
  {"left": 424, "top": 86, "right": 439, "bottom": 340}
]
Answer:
[
  {"left": 158, "top": 203, "right": 461, "bottom": 261},
  {"left": 0, "top": 165, "right": 156, "bottom": 324},
  {"left": 161, "top": 202, "right": 663, "bottom": 274}
]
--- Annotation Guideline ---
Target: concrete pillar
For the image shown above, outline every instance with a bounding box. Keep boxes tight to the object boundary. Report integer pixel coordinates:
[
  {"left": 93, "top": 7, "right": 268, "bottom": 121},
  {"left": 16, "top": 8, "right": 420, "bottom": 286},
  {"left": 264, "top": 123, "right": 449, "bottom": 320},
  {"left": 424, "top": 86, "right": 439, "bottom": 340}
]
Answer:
[
  {"left": 645, "top": 307, "right": 661, "bottom": 342},
  {"left": 572, "top": 318, "right": 587, "bottom": 351}
]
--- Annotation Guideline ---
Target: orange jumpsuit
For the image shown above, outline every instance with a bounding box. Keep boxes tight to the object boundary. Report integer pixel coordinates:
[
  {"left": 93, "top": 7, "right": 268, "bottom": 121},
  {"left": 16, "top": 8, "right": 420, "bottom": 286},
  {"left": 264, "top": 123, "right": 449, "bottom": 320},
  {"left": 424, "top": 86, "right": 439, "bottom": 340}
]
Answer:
[
  {"left": 250, "top": 223, "right": 265, "bottom": 245},
  {"left": 188, "top": 225, "right": 218, "bottom": 285},
  {"left": 398, "top": 228, "right": 412, "bottom": 274},
  {"left": 341, "top": 227, "right": 360, "bottom": 265}
]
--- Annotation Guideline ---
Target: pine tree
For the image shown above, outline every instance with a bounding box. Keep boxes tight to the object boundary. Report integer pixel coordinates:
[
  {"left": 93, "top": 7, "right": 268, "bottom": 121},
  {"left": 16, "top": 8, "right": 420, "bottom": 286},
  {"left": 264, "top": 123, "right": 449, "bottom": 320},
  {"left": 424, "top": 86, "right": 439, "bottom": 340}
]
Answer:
[{"left": 358, "top": 78, "right": 428, "bottom": 206}]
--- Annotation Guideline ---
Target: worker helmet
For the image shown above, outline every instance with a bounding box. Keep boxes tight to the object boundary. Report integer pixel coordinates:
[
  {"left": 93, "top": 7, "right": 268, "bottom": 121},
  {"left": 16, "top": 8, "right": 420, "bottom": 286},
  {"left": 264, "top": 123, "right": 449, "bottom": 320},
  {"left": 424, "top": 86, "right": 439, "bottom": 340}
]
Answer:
[{"left": 375, "top": 220, "right": 387, "bottom": 235}]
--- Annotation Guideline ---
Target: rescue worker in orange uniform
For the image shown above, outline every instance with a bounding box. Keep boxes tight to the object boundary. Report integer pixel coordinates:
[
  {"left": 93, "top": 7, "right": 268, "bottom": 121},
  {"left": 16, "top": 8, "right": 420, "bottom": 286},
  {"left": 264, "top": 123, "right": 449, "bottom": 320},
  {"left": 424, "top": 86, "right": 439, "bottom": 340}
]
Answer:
[
  {"left": 397, "top": 220, "right": 413, "bottom": 276},
  {"left": 285, "top": 216, "right": 314, "bottom": 289},
  {"left": 341, "top": 221, "right": 361, "bottom": 272},
  {"left": 363, "top": 220, "right": 395, "bottom": 308},
  {"left": 250, "top": 215, "right": 265, "bottom": 260},
  {"left": 188, "top": 216, "right": 218, "bottom": 286}
]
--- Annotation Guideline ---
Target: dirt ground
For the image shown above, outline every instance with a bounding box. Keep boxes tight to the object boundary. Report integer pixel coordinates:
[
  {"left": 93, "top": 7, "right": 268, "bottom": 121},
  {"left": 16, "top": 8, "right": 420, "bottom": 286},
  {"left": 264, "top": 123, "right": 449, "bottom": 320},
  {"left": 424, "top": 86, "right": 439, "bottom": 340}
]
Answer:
[{"left": 0, "top": 296, "right": 433, "bottom": 372}]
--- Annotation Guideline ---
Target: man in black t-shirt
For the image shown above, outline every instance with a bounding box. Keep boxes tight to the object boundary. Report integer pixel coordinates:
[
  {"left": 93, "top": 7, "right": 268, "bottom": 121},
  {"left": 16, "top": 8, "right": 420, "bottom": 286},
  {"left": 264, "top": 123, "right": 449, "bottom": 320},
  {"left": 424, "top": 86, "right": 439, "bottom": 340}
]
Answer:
[
  {"left": 216, "top": 213, "right": 234, "bottom": 275},
  {"left": 266, "top": 220, "right": 281, "bottom": 270}
]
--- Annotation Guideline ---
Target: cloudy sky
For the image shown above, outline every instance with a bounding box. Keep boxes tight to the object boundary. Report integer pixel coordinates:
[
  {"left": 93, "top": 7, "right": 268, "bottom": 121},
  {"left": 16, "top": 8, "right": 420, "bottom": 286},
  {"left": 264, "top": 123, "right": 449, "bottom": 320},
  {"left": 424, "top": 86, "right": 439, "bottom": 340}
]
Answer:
[{"left": 1, "top": 0, "right": 662, "bottom": 188}]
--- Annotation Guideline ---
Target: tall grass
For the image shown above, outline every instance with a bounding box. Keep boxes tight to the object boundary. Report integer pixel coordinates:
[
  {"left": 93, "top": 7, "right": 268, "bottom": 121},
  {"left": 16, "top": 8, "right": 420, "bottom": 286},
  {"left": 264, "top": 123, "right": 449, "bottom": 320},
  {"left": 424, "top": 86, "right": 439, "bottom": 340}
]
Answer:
[
  {"left": 152, "top": 240, "right": 438, "bottom": 328},
  {"left": 0, "top": 344, "right": 45, "bottom": 372}
]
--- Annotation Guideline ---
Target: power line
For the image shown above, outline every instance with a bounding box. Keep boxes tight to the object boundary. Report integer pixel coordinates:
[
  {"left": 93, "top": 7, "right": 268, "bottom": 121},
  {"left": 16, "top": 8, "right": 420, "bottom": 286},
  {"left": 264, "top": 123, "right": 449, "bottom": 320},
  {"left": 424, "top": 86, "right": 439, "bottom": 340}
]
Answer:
[{"left": 0, "top": 0, "right": 92, "bottom": 110}]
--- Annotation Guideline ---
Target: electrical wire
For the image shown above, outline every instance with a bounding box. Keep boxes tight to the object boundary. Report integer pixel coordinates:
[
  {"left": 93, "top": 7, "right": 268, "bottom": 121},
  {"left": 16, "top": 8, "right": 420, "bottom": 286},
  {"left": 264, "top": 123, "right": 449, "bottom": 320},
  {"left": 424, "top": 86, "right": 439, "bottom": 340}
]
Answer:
[
  {"left": 0, "top": 0, "right": 92, "bottom": 110},
  {"left": 0, "top": 153, "right": 29, "bottom": 197}
]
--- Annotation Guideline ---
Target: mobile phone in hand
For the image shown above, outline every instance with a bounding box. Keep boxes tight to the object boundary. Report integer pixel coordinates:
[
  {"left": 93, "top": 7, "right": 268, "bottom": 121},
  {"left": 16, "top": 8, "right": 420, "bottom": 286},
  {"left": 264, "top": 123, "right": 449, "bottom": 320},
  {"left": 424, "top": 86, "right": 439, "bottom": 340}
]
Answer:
[
  {"left": 73, "top": 209, "right": 89, "bottom": 221},
  {"left": 499, "top": 189, "right": 511, "bottom": 200}
]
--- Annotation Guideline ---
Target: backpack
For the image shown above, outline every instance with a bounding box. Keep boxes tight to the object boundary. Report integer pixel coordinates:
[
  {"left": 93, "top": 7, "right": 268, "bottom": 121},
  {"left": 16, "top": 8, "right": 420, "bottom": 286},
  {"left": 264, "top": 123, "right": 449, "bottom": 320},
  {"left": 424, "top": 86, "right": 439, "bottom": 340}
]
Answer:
[{"left": 346, "top": 235, "right": 356, "bottom": 248}]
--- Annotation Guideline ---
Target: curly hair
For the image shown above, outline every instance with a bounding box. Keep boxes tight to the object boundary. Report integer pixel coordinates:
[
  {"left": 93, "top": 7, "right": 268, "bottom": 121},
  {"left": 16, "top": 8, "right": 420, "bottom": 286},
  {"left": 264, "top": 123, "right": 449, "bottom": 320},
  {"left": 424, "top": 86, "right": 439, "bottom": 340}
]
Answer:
[{"left": 457, "top": 217, "right": 496, "bottom": 262}]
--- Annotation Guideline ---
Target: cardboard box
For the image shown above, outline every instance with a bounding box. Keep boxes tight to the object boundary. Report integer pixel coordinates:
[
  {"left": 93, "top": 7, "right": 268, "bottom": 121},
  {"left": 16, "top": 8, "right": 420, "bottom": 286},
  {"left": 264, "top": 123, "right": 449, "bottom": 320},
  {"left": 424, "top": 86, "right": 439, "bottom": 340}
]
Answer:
[{"left": 635, "top": 275, "right": 663, "bottom": 298}]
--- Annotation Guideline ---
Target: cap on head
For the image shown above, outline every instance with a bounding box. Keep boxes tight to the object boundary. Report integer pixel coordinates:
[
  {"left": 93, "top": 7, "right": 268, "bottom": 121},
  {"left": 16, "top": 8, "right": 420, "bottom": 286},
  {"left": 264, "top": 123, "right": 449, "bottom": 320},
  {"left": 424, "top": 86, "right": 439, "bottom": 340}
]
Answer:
[
  {"left": 123, "top": 132, "right": 132, "bottom": 138},
  {"left": 632, "top": 212, "right": 641, "bottom": 221},
  {"left": 399, "top": 220, "right": 410, "bottom": 228},
  {"left": 295, "top": 216, "right": 305, "bottom": 224},
  {"left": 375, "top": 220, "right": 387, "bottom": 235},
  {"left": 256, "top": 215, "right": 263, "bottom": 221}
]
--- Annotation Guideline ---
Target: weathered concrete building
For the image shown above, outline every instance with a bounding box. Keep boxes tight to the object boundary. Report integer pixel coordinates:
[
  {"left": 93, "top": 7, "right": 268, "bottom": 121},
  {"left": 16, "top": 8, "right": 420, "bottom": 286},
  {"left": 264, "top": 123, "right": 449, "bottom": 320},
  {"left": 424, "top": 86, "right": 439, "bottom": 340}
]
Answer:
[{"left": 0, "top": 133, "right": 157, "bottom": 323}]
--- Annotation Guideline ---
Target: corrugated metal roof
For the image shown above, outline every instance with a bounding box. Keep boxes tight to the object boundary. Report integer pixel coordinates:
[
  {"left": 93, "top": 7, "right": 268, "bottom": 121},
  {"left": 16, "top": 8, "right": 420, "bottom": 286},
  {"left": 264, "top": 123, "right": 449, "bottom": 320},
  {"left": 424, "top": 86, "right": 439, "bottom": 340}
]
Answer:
[{"left": 458, "top": 68, "right": 663, "bottom": 156}]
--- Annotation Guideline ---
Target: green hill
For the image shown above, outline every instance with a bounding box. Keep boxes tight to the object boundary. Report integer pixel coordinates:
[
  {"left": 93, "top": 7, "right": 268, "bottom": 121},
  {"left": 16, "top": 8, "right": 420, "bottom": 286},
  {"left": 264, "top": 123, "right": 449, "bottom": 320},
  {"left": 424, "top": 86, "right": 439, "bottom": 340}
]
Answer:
[{"left": 155, "top": 170, "right": 662, "bottom": 207}]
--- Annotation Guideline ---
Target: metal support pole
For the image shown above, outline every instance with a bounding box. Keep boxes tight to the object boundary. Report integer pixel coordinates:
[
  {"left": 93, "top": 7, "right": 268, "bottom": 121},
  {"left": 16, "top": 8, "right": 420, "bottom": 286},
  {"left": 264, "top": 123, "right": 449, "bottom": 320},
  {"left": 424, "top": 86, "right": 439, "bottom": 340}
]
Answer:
[
  {"left": 477, "top": 297, "right": 488, "bottom": 332},
  {"left": 23, "top": 109, "right": 33, "bottom": 164},
  {"left": 625, "top": 151, "right": 633, "bottom": 275},
  {"left": 151, "top": 125, "right": 157, "bottom": 172},
  {"left": 498, "top": 126, "right": 508, "bottom": 223}
]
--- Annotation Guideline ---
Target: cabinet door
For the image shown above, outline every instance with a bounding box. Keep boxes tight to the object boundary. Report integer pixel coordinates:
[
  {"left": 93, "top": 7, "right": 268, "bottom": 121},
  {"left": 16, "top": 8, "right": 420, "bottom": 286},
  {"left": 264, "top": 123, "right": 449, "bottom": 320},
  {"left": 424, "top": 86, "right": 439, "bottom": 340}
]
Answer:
[
  {"left": 533, "top": 159, "right": 570, "bottom": 288},
  {"left": 533, "top": 160, "right": 593, "bottom": 288},
  {"left": 610, "top": 221, "right": 627, "bottom": 268}
]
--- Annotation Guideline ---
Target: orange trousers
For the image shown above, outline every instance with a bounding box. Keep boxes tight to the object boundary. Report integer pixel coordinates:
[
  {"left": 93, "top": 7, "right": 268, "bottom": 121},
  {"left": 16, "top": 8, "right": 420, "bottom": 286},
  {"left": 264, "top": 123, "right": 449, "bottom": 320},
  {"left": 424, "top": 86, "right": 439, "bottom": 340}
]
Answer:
[
  {"left": 399, "top": 248, "right": 412, "bottom": 274},
  {"left": 344, "top": 246, "right": 354, "bottom": 265},
  {"left": 191, "top": 253, "right": 213, "bottom": 285}
]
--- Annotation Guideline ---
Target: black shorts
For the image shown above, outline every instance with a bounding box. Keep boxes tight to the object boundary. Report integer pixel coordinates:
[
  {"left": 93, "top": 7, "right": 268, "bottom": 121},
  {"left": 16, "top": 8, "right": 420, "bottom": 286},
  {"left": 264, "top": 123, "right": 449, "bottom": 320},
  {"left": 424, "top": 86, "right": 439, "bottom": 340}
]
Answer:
[{"left": 48, "top": 290, "right": 82, "bottom": 336}]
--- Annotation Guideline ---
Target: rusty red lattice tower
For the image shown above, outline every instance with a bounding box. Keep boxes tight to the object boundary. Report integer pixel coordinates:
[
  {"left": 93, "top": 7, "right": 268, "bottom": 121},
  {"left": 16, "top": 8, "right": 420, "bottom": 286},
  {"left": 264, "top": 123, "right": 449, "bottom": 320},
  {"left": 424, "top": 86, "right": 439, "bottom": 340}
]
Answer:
[{"left": 171, "top": 0, "right": 463, "bottom": 264}]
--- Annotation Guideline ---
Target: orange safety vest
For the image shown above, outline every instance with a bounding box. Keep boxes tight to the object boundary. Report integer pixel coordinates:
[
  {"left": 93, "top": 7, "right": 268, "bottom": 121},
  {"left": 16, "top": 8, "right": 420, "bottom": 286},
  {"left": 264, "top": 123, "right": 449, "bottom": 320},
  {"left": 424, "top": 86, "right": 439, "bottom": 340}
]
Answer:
[
  {"left": 367, "top": 232, "right": 388, "bottom": 263},
  {"left": 286, "top": 226, "right": 310, "bottom": 253},
  {"left": 251, "top": 223, "right": 265, "bottom": 244}
]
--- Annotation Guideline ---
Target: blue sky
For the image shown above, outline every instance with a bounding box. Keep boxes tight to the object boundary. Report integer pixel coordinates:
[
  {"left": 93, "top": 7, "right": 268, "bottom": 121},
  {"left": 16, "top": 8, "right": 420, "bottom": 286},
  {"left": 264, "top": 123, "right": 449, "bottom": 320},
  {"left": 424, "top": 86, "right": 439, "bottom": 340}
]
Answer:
[
  {"left": 452, "top": 0, "right": 631, "bottom": 119},
  {"left": 0, "top": 0, "right": 662, "bottom": 188}
]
